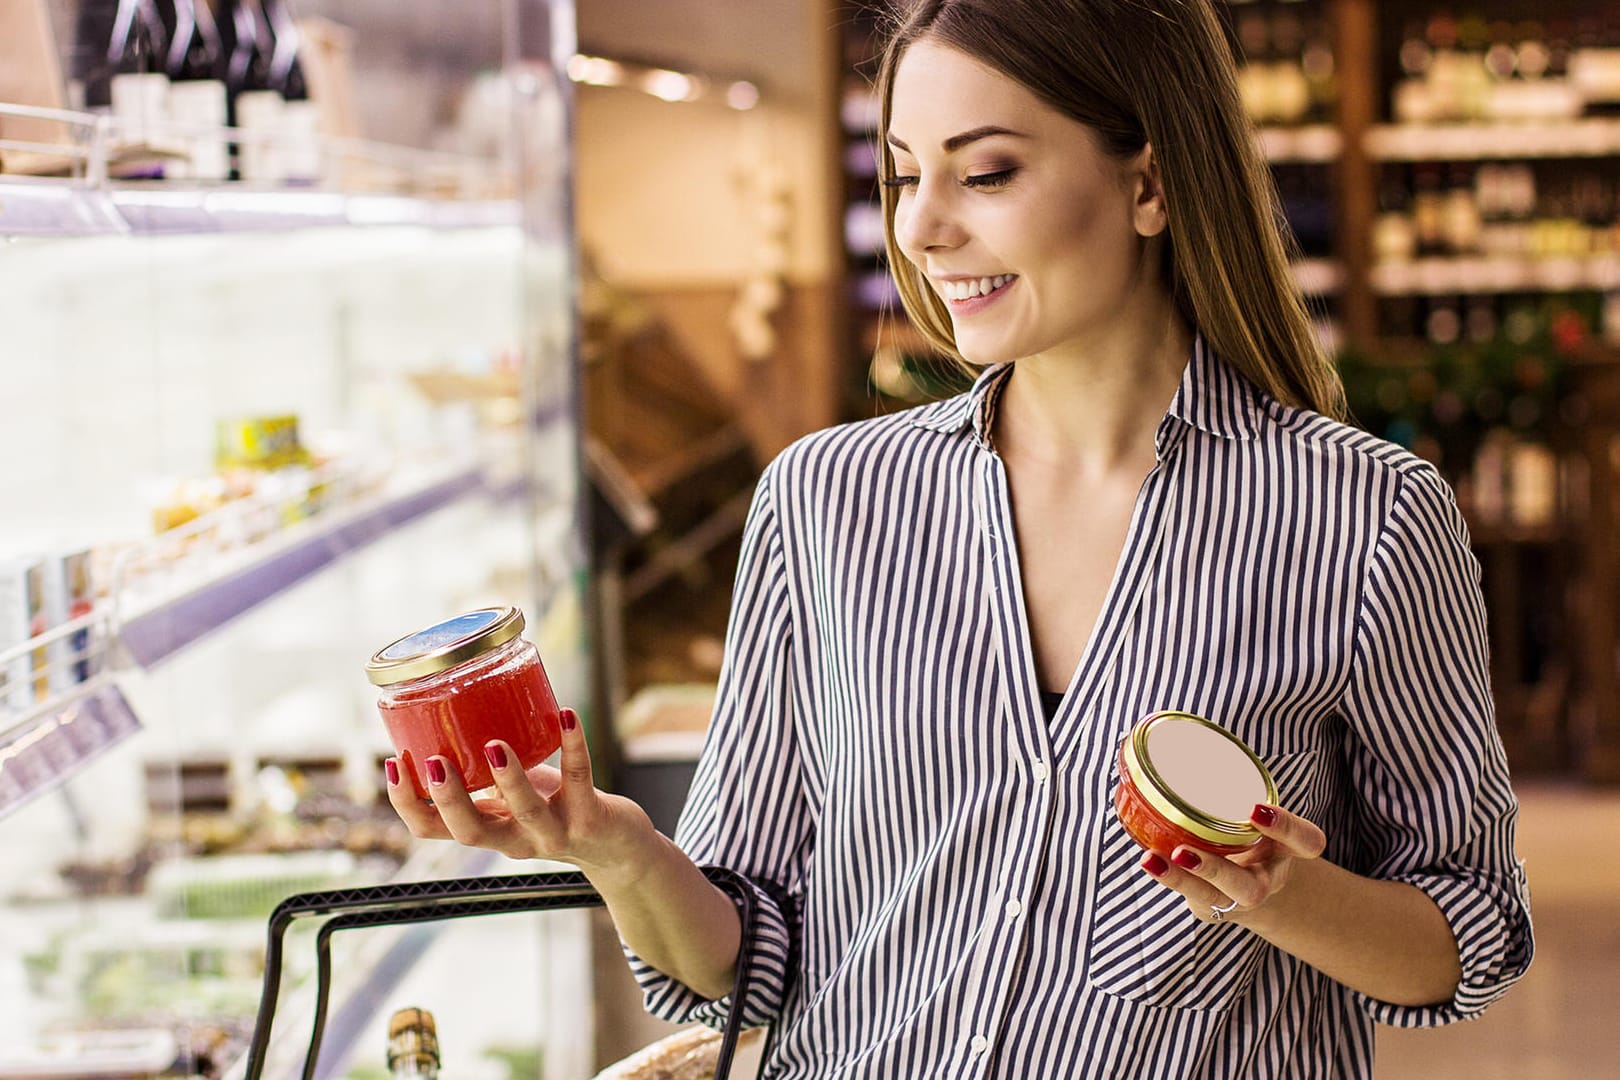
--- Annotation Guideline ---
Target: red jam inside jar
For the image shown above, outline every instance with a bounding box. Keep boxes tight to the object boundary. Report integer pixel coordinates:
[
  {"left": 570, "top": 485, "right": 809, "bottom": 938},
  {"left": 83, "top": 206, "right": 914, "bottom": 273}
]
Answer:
[
  {"left": 1113, "top": 711, "right": 1277, "bottom": 859},
  {"left": 368, "top": 607, "right": 562, "bottom": 799}
]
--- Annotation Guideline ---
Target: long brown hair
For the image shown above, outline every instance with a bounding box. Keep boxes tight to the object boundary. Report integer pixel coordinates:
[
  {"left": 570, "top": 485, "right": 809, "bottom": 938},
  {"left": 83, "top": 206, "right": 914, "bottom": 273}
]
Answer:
[{"left": 874, "top": 0, "right": 1346, "bottom": 419}]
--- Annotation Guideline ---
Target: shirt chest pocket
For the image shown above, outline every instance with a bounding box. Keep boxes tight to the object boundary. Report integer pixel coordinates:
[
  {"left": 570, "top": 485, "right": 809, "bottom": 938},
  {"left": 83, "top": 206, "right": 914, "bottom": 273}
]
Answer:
[{"left": 1083, "top": 748, "right": 1320, "bottom": 1011}]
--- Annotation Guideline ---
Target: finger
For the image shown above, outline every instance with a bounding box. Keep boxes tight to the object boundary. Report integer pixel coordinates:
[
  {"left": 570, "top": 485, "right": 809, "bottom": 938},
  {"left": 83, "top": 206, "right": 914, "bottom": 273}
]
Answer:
[
  {"left": 484, "top": 738, "right": 552, "bottom": 822},
  {"left": 423, "top": 754, "right": 488, "bottom": 842},
  {"left": 1142, "top": 851, "right": 1246, "bottom": 919},
  {"left": 1169, "top": 845, "right": 1266, "bottom": 907},
  {"left": 1251, "top": 804, "right": 1327, "bottom": 859},
  {"left": 384, "top": 756, "right": 452, "bottom": 840},
  {"left": 553, "top": 708, "right": 595, "bottom": 801}
]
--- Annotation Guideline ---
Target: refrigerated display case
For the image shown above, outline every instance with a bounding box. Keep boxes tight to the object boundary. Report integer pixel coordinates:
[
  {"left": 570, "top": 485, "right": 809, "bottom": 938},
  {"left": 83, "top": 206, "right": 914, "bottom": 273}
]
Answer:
[{"left": 0, "top": 2, "right": 593, "bottom": 1077}]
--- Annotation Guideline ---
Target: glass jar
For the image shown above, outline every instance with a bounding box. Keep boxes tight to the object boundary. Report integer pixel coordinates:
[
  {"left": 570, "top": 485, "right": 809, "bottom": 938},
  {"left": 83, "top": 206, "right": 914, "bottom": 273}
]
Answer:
[
  {"left": 1114, "top": 711, "right": 1278, "bottom": 858},
  {"left": 387, "top": 1007, "right": 440, "bottom": 1080},
  {"left": 366, "top": 606, "right": 561, "bottom": 798}
]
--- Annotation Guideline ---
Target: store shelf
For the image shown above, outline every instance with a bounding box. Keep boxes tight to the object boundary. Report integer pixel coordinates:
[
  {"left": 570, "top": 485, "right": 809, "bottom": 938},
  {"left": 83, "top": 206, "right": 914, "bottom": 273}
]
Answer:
[
  {"left": 1365, "top": 118, "right": 1620, "bottom": 161},
  {"left": 1293, "top": 258, "right": 1343, "bottom": 296},
  {"left": 0, "top": 179, "right": 519, "bottom": 238},
  {"left": 1370, "top": 254, "right": 1620, "bottom": 296},
  {"left": 116, "top": 464, "right": 488, "bottom": 669},
  {"left": 0, "top": 679, "right": 140, "bottom": 821},
  {"left": 1257, "top": 125, "right": 1342, "bottom": 164}
]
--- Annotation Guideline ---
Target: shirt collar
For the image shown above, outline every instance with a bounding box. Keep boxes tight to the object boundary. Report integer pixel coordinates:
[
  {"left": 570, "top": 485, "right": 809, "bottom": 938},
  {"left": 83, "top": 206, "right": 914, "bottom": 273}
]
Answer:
[{"left": 902, "top": 333, "right": 1263, "bottom": 450}]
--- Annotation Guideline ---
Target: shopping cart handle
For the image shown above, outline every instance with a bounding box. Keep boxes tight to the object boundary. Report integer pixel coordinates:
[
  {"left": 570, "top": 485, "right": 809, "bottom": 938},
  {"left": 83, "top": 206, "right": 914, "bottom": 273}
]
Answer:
[{"left": 243, "top": 867, "right": 766, "bottom": 1080}]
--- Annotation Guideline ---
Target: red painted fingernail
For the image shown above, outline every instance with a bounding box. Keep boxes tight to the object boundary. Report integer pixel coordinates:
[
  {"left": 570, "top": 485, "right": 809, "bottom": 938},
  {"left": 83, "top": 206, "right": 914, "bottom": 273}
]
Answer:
[
  {"left": 485, "top": 743, "right": 507, "bottom": 770},
  {"left": 1172, "top": 849, "right": 1202, "bottom": 871},
  {"left": 1142, "top": 853, "right": 1169, "bottom": 876},
  {"left": 1252, "top": 805, "right": 1277, "bottom": 827},
  {"left": 427, "top": 758, "right": 447, "bottom": 786},
  {"left": 384, "top": 759, "right": 399, "bottom": 786},
  {"left": 561, "top": 709, "right": 577, "bottom": 732}
]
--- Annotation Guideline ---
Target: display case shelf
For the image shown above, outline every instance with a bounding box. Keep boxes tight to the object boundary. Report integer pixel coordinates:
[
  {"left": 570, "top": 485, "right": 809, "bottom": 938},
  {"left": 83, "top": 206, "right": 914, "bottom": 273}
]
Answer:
[
  {"left": 1370, "top": 254, "right": 1620, "bottom": 296},
  {"left": 116, "top": 463, "right": 489, "bottom": 669},
  {"left": 2, "top": 10, "right": 589, "bottom": 1075},
  {"left": 1365, "top": 118, "right": 1620, "bottom": 161},
  {"left": 1257, "top": 124, "right": 1342, "bottom": 163},
  {"left": 0, "top": 179, "right": 520, "bottom": 238}
]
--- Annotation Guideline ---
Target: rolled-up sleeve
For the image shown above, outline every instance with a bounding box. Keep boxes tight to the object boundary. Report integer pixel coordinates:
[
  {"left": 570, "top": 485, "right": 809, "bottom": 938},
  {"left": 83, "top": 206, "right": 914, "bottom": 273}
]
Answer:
[
  {"left": 623, "top": 459, "right": 811, "bottom": 1030},
  {"left": 1339, "top": 464, "right": 1534, "bottom": 1026}
]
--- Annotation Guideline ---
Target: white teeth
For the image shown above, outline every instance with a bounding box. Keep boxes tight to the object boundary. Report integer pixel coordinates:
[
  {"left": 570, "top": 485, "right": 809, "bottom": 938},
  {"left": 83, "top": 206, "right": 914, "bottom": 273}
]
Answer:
[{"left": 939, "top": 274, "right": 1014, "bottom": 301}]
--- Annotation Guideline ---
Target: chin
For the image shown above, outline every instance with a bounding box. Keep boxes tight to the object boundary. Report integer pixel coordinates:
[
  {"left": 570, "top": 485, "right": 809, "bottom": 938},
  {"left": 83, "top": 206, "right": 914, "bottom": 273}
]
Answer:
[
  {"left": 953, "top": 336, "right": 1021, "bottom": 368},
  {"left": 952, "top": 340, "right": 1030, "bottom": 369}
]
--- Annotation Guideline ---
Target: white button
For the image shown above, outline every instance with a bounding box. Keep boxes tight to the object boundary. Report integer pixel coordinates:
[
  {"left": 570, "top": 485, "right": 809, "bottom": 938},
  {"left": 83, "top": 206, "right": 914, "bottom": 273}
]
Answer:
[
  {"left": 969, "top": 1034, "right": 989, "bottom": 1054},
  {"left": 1004, "top": 898, "right": 1023, "bottom": 919},
  {"left": 1031, "top": 760, "right": 1048, "bottom": 782}
]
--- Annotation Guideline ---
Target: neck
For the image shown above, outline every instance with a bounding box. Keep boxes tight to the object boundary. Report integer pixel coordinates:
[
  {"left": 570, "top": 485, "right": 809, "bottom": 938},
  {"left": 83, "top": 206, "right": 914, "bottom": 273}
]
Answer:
[{"left": 993, "top": 308, "right": 1193, "bottom": 479}]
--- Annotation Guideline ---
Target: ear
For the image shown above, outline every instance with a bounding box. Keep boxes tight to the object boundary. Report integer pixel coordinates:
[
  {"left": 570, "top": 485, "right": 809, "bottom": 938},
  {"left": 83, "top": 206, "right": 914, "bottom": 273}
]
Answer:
[{"left": 1130, "top": 142, "right": 1169, "bottom": 238}]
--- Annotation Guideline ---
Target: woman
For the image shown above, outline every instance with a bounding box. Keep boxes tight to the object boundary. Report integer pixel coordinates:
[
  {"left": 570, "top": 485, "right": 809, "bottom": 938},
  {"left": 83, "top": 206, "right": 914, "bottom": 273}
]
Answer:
[{"left": 387, "top": 0, "right": 1533, "bottom": 1074}]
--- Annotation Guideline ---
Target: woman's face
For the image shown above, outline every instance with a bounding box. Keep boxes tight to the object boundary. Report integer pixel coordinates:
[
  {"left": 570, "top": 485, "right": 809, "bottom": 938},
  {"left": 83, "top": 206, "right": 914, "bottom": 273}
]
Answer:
[{"left": 887, "top": 40, "right": 1165, "bottom": 366}]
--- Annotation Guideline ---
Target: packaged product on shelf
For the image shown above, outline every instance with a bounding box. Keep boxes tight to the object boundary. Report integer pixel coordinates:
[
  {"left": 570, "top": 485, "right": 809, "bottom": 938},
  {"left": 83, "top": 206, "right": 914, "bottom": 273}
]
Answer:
[
  {"left": 215, "top": 415, "right": 307, "bottom": 471},
  {"left": 42, "top": 549, "right": 97, "bottom": 692},
  {"left": 0, "top": 557, "right": 49, "bottom": 712}
]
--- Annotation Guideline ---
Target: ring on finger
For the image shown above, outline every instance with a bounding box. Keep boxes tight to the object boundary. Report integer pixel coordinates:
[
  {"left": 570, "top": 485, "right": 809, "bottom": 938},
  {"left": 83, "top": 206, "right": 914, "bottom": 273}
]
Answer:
[{"left": 1208, "top": 897, "right": 1241, "bottom": 922}]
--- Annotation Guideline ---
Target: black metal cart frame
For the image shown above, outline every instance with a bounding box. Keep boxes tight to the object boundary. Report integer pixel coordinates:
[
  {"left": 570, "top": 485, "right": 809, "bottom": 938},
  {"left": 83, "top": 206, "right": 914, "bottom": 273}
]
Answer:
[{"left": 243, "top": 866, "right": 773, "bottom": 1080}]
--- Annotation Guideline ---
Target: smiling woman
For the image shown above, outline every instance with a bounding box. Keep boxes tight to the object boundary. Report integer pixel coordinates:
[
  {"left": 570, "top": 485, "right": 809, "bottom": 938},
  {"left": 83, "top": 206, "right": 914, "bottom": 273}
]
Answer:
[{"left": 382, "top": 3, "right": 1534, "bottom": 1077}]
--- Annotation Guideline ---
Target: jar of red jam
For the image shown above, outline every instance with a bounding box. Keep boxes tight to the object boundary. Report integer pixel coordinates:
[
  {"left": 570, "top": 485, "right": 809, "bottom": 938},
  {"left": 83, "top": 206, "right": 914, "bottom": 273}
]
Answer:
[
  {"left": 1114, "top": 710, "right": 1279, "bottom": 858},
  {"left": 366, "top": 606, "right": 562, "bottom": 799}
]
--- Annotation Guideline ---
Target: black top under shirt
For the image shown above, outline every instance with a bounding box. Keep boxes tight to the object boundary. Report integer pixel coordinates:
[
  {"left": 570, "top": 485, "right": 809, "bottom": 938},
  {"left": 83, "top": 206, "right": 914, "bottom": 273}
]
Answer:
[{"left": 1040, "top": 689, "right": 1064, "bottom": 720}]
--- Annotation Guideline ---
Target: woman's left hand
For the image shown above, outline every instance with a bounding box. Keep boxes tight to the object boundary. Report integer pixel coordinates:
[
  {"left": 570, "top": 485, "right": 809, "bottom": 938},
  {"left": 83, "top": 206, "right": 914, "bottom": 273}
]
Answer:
[{"left": 1140, "top": 804, "right": 1327, "bottom": 924}]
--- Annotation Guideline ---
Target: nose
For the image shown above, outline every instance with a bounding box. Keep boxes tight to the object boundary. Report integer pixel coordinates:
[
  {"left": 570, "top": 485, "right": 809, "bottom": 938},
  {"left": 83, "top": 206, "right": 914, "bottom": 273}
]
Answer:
[{"left": 894, "top": 178, "right": 963, "bottom": 261}]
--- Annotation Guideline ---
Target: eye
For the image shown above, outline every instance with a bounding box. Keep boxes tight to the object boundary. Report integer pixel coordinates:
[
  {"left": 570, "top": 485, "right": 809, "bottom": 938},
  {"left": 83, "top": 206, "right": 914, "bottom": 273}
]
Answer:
[
  {"left": 962, "top": 168, "right": 1018, "bottom": 189},
  {"left": 882, "top": 174, "right": 919, "bottom": 190}
]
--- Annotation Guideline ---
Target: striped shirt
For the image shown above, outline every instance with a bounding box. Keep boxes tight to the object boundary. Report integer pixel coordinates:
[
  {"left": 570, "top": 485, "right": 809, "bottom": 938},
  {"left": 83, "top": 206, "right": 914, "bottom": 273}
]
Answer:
[{"left": 628, "top": 337, "right": 1534, "bottom": 1078}]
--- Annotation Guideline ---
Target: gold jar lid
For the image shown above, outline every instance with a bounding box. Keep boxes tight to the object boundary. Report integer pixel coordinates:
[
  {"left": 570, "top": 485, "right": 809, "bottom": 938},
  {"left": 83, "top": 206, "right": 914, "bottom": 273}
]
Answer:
[
  {"left": 366, "top": 606, "right": 525, "bottom": 687},
  {"left": 1121, "top": 711, "right": 1278, "bottom": 847}
]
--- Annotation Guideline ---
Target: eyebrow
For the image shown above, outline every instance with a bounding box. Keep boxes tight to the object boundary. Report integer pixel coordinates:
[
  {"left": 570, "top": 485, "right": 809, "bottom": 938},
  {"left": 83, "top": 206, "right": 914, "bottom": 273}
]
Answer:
[{"left": 885, "top": 125, "right": 1028, "bottom": 154}]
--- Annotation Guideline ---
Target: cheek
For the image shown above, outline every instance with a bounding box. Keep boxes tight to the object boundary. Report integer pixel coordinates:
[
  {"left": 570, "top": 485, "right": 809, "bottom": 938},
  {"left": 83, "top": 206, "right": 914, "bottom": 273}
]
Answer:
[{"left": 1025, "top": 200, "right": 1138, "bottom": 289}]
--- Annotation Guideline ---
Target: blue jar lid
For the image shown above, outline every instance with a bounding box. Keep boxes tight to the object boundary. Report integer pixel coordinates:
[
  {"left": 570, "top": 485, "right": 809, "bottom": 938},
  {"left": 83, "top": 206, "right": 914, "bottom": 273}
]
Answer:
[{"left": 365, "top": 606, "right": 524, "bottom": 686}]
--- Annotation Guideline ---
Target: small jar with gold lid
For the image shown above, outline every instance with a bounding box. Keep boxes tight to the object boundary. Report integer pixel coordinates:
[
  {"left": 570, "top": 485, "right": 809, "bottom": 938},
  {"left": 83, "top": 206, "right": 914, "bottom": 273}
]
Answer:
[
  {"left": 367, "top": 606, "right": 562, "bottom": 798},
  {"left": 1114, "top": 710, "right": 1279, "bottom": 858},
  {"left": 387, "top": 1007, "right": 439, "bottom": 1080}
]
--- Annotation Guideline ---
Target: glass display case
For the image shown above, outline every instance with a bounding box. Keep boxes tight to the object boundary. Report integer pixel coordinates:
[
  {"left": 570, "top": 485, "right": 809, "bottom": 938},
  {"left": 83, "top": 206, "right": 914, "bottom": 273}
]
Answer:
[{"left": 0, "top": 1, "right": 592, "bottom": 1076}]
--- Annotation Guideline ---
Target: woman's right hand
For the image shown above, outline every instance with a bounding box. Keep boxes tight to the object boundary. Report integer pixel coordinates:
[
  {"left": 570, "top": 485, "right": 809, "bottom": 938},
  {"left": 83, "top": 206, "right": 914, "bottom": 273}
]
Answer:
[{"left": 384, "top": 707, "right": 657, "bottom": 887}]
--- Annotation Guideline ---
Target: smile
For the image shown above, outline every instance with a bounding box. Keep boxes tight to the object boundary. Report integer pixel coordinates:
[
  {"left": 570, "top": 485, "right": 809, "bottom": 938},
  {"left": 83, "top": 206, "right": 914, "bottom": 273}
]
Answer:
[{"left": 937, "top": 274, "right": 1017, "bottom": 302}]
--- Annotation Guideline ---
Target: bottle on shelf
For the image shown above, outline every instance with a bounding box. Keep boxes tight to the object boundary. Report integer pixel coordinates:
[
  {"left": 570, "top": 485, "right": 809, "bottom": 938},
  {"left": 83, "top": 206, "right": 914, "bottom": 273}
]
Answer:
[
  {"left": 218, "top": 0, "right": 282, "bottom": 181},
  {"left": 158, "top": 0, "right": 230, "bottom": 180},
  {"left": 1442, "top": 162, "right": 1483, "bottom": 256},
  {"left": 1373, "top": 169, "right": 1417, "bottom": 264},
  {"left": 1234, "top": 7, "right": 1275, "bottom": 124},
  {"left": 264, "top": 0, "right": 321, "bottom": 184},
  {"left": 1265, "top": 6, "right": 1312, "bottom": 127},
  {"left": 1412, "top": 162, "right": 1448, "bottom": 257},
  {"left": 387, "top": 1007, "right": 440, "bottom": 1080},
  {"left": 1300, "top": 10, "right": 1337, "bottom": 126},
  {"left": 74, "top": 0, "right": 172, "bottom": 165}
]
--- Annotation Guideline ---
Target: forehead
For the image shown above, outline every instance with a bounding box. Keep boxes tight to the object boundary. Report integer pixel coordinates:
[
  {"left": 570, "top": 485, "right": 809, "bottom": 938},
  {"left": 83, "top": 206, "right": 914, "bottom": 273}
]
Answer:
[{"left": 888, "top": 39, "right": 1066, "bottom": 150}]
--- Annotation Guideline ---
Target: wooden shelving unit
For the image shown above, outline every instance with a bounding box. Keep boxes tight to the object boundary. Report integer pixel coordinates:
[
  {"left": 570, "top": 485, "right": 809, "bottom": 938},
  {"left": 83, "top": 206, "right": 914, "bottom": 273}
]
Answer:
[{"left": 831, "top": 0, "right": 1620, "bottom": 780}]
